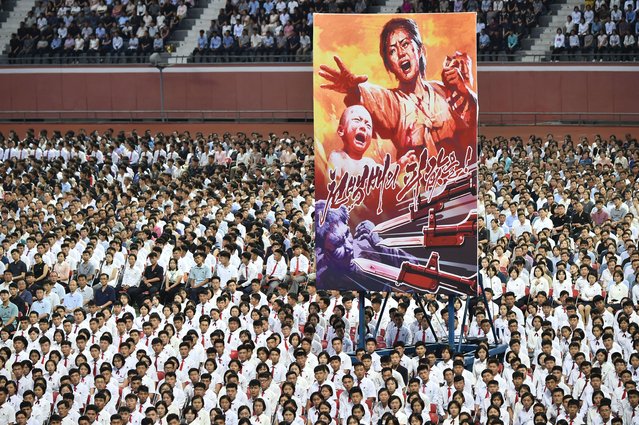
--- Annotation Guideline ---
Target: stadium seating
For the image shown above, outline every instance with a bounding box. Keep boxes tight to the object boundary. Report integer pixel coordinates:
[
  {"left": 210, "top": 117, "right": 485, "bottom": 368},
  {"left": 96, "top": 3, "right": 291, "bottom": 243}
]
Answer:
[
  {"left": 6, "top": 0, "right": 199, "bottom": 63},
  {"left": 550, "top": 1, "right": 638, "bottom": 61}
]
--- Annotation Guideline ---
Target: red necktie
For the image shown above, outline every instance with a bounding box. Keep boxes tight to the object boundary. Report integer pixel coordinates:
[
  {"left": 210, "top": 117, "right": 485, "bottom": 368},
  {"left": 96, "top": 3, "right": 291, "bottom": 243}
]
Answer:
[
  {"left": 393, "top": 328, "right": 400, "bottom": 345},
  {"left": 179, "top": 358, "right": 185, "bottom": 371},
  {"left": 294, "top": 258, "right": 299, "bottom": 274},
  {"left": 447, "top": 386, "right": 451, "bottom": 400},
  {"left": 202, "top": 305, "right": 205, "bottom": 315},
  {"left": 202, "top": 335, "right": 205, "bottom": 346},
  {"left": 93, "top": 361, "right": 97, "bottom": 376},
  {"left": 64, "top": 358, "right": 68, "bottom": 367},
  {"left": 270, "top": 261, "right": 277, "bottom": 276},
  {"left": 227, "top": 333, "right": 231, "bottom": 343},
  {"left": 422, "top": 330, "right": 426, "bottom": 342}
]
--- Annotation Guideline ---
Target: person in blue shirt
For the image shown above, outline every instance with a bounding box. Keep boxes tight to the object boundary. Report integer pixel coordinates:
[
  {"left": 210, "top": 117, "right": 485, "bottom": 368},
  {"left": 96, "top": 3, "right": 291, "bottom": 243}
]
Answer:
[
  {"left": 50, "top": 36, "right": 62, "bottom": 59},
  {"left": 248, "top": 0, "right": 259, "bottom": 16},
  {"left": 222, "top": 30, "right": 235, "bottom": 60},
  {"left": 30, "top": 286, "right": 52, "bottom": 319},
  {"left": 62, "top": 280, "right": 83, "bottom": 314},
  {"left": 210, "top": 31, "right": 222, "bottom": 50},
  {"left": 209, "top": 31, "right": 222, "bottom": 62},
  {"left": 194, "top": 30, "right": 208, "bottom": 62},
  {"left": 506, "top": 31, "right": 519, "bottom": 59},
  {"left": 95, "top": 24, "right": 107, "bottom": 40},
  {"left": 0, "top": 289, "right": 18, "bottom": 331},
  {"left": 626, "top": 7, "right": 636, "bottom": 25}
]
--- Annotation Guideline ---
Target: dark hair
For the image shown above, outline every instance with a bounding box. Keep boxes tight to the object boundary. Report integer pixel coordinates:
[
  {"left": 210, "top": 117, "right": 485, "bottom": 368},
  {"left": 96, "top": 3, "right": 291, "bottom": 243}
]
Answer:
[{"left": 380, "top": 18, "right": 425, "bottom": 78}]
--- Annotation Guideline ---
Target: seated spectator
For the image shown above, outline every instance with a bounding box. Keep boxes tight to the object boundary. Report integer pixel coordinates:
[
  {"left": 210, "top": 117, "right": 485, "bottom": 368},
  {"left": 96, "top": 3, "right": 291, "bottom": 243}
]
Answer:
[
  {"left": 595, "top": 30, "right": 608, "bottom": 61},
  {"left": 505, "top": 31, "right": 518, "bottom": 60},
  {"left": 568, "top": 29, "right": 581, "bottom": 56},
  {"left": 153, "top": 33, "right": 164, "bottom": 53},
  {"left": 551, "top": 27, "right": 566, "bottom": 61}
]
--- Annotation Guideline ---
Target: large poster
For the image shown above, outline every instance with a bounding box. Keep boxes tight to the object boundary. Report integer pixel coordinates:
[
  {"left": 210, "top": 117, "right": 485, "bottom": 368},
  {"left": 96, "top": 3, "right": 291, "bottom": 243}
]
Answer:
[{"left": 314, "top": 13, "right": 478, "bottom": 296}]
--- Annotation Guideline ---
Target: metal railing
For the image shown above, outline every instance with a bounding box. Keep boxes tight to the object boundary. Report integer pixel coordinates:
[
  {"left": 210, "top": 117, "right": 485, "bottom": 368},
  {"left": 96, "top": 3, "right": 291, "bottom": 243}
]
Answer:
[
  {"left": 1, "top": 53, "right": 312, "bottom": 65},
  {"left": 0, "top": 110, "right": 637, "bottom": 125},
  {"left": 2, "top": 51, "right": 638, "bottom": 65},
  {"left": 480, "top": 112, "right": 639, "bottom": 126},
  {"left": 0, "top": 109, "right": 314, "bottom": 122}
]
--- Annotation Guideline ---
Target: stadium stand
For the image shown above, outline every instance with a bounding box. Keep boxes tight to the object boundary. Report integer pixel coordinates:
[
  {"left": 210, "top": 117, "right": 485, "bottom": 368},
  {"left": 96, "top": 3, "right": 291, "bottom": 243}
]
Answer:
[
  {"left": 4, "top": 0, "right": 207, "bottom": 63},
  {"left": 550, "top": 1, "right": 638, "bottom": 61},
  {"left": 0, "top": 0, "right": 577, "bottom": 63},
  {"left": 188, "top": 0, "right": 561, "bottom": 62}
]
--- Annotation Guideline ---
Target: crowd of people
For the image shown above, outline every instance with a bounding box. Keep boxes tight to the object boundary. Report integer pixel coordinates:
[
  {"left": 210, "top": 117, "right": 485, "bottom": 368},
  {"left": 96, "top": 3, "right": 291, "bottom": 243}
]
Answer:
[
  {"left": 551, "top": 2, "right": 639, "bottom": 61},
  {"left": 0, "top": 128, "right": 635, "bottom": 425},
  {"left": 191, "top": 0, "right": 558, "bottom": 63},
  {"left": 8, "top": 0, "right": 193, "bottom": 63},
  {"left": 416, "top": 0, "right": 552, "bottom": 61},
  {"left": 190, "top": 0, "right": 330, "bottom": 63}
]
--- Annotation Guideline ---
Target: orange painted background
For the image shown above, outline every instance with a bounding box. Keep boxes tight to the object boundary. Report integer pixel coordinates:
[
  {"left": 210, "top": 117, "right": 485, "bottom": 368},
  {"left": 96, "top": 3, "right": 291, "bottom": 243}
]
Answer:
[{"left": 312, "top": 13, "right": 477, "bottom": 172}]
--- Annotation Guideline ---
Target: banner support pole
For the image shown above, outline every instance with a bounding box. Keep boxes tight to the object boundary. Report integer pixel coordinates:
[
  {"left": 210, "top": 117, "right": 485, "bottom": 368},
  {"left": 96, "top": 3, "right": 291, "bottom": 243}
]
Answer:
[
  {"left": 448, "top": 296, "right": 455, "bottom": 349},
  {"left": 373, "top": 291, "right": 390, "bottom": 338},
  {"left": 358, "top": 291, "right": 366, "bottom": 349}
]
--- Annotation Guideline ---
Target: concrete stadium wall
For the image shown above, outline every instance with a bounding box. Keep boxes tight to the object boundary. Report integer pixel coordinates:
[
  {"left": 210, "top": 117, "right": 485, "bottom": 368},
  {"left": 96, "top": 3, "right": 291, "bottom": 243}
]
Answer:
[{"left": 0, "top": 64, "right": 636, "bottom": 122}]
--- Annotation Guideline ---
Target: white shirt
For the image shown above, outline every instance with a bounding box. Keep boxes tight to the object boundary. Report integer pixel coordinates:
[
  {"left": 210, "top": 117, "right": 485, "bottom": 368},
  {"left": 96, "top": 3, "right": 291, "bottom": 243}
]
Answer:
[
  {"left": 216, "top": 263, "right": 239, "bottom": 288},
  {"left": 265, "top": 255, "right": 287, "bottom": 280},
  {"left": 289, "top": 254, "right": 309, "bottom": 275}
]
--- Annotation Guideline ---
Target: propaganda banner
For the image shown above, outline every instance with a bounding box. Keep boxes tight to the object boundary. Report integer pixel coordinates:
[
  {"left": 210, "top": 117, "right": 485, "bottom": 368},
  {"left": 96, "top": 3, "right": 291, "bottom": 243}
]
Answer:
[{"left": 314, "top": 13, "right": 478, "bottom": 296}]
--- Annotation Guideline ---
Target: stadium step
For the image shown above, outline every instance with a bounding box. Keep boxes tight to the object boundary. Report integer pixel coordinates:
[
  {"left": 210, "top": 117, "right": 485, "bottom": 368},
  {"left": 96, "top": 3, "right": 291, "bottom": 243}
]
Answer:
[
  {"left": 0, "top": 0, "right": 38, "bottom": 54},
  {"left": 169, "top": 0, "right": 226, "bottom": 61},
  {"left": 0, "top": 0, "right": 18, "bottom": 24},
  {"left": 519, "top": 0, "right": 584, "bottom": 61}
]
